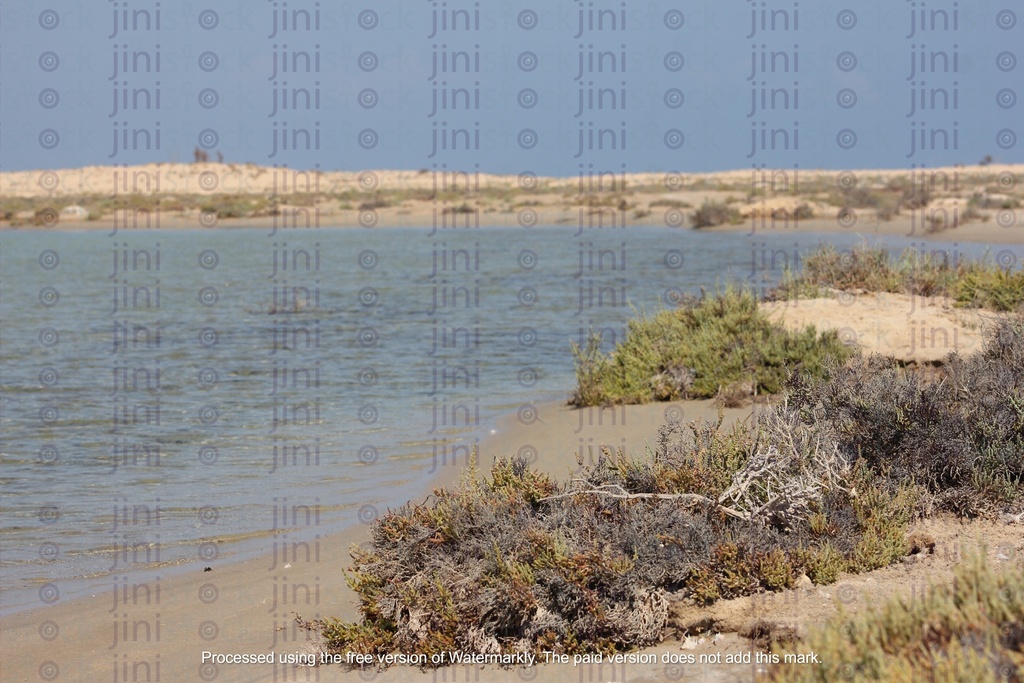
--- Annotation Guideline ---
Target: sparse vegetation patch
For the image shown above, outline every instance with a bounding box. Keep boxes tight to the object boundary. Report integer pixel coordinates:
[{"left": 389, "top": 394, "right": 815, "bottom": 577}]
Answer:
[
  {"left": 691, "top": 199, "right": 741, "bottom": 228},
  {"left": 770, "top": 551, "right": 1024, "bottom": 682},
  {"left": 775, "top": 244, "right": 1024, "bottom": 312}
]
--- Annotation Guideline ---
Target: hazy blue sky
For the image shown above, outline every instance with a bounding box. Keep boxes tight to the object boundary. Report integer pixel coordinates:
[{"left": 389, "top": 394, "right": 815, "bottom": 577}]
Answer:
[{"left": 0, "top": 0, "right": 1019, "bottom": 174}]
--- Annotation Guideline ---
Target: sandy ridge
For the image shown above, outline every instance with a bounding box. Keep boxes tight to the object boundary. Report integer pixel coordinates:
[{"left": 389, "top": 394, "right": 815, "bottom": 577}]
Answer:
[{"left": 4, "top": 162, "right": 1022, "bottom": 198}]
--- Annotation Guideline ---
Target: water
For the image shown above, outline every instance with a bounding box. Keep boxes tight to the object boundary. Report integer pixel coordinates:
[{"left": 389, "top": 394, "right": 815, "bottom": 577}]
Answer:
[{"left": 0, "top": 224, "right": 1001, "bottom": 613}]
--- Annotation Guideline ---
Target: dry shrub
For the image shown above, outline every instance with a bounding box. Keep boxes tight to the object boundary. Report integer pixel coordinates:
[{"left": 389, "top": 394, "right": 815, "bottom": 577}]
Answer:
[
  {"left": 776, "top": 243, "right": 1024, "bottom": 311},
  {"left": 786, "top": 317, "right": 1024, "bottom": 517},
  {"left": 313, "top": 413, "right": 919, "bottom": 664},
  {"left": 690, "top": 199, "right": 740, "bottom": 228},
  {"left": 311, "top": 319, "right": 1024, "bottom": 665}
]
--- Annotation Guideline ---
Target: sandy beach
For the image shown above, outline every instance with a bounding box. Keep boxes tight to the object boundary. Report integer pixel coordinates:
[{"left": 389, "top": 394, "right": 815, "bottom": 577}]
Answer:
[
  {"left": 3, "top": 163, "right": 1021, "bottom": 200},
  {"left": 761, "top": 291, "right": 1007, "bottom": 363}
]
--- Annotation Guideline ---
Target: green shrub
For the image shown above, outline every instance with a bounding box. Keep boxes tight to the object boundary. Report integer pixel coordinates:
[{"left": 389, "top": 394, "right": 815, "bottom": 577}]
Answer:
[
  {"left": 795, "top": 542, "right": 846, "bottom": 585},
  {"left": 847, "top": 468, "right": 919, "bottom": 571},
  {"left": 570, "top": 289, "right": 855, "bottom": 406},
  {"left": 758, "top": 548, "right": 795, "bottom": 591},
  {"left": 951, "top": 265, "right": 1024, "bottom": 312}
]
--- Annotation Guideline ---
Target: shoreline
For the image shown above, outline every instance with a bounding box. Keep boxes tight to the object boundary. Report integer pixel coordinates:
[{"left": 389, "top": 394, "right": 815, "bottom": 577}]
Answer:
[
  {"left": 0, "top": 397, "right": 753, "bottom": 682},
  {"left": 3, "top": 392, "right": 1021, "bottom": 682},
  {"left": 5, "top": 213, "right": 1023, "bottom": 246},
  {"left": 0, "top": 387, "right": 574, "bottom": 619}
]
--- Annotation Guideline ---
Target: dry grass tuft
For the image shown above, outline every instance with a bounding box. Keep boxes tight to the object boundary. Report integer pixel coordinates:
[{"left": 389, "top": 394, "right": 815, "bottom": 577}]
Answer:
[{"left": 770, "top": 550, "right": 1024, "bottom": 682}]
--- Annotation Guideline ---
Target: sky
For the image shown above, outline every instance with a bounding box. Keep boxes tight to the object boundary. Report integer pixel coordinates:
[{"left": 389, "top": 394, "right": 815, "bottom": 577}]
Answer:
[{"left": 0, "top": 0, "right": 1019, "bottom": 174}]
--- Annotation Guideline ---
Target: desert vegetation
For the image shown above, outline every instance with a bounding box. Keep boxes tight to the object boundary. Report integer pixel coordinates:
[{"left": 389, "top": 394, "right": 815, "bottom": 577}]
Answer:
[
  {"left": 570, "top": 289, "right": 855, "bottom": 407},
  {"left": 775, "top": 244, "right": 1024, "bottom": 312},
  {"left": 690, "top": 199, "right": 742, "bottom": 228},
  {"left": 770, "top": 551, "right": 1024, "bottom": 682},
  {"left": 0, "top": 191, "right": 340, "bottom": 225},
  {"left": 4, "top": 164, "right": 1018, "bottom": 232},
  {"left": 309, "top": 318, "right": 1024, "bottom": 667}
]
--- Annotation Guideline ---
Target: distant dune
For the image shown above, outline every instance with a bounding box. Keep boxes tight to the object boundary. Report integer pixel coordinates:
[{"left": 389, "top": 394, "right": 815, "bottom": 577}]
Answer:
[
  {"left": 2, "top": 161, "right": 1020, "bottom": 198},
  {"left": 2, "top": 162, "right": 1021, "bottom": 241}
]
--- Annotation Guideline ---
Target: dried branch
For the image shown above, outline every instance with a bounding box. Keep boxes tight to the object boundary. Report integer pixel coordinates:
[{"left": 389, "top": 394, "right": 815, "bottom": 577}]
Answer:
[
  {"left": 714, "top": 404, "right": 852, "bottom": 529},
  {"left": 538, "top": 483, "right": 748, "bottom": 521}
]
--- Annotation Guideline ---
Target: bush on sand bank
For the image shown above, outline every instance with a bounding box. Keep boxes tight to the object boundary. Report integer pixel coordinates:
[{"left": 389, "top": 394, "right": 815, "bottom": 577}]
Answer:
[
  {"left": 775, "top": 244, "right": 1024, "bottom": 312},
  {"left": 570, "top": 289, "right": 855, "bottom": 407}
]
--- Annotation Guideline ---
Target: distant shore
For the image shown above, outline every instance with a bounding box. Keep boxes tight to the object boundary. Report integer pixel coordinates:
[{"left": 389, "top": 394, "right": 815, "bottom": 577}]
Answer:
[
  {"left": 2, "top": 162, "right": 1021, "bottom": 244},
  {"left": 3, "top": 162, "right": 1020, "bottom": 199}
]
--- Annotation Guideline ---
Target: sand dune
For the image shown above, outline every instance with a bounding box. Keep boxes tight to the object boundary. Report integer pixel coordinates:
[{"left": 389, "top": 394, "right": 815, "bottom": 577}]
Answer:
[{"left": 3, "top": 162, "right": 1022, "bottom": 198}]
